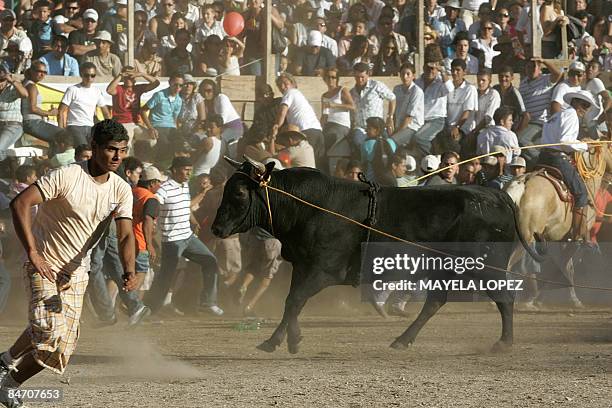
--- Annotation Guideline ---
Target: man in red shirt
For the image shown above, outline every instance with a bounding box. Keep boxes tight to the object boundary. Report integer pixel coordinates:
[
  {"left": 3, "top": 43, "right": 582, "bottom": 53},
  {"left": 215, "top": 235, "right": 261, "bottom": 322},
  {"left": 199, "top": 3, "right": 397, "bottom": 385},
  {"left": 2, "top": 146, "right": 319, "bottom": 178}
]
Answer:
[
  {"left": 107, "top": 66, "right": 160, "bottom": 152},
  {"left": 132, "top": 166, "right": 166, "bottom": 293}
]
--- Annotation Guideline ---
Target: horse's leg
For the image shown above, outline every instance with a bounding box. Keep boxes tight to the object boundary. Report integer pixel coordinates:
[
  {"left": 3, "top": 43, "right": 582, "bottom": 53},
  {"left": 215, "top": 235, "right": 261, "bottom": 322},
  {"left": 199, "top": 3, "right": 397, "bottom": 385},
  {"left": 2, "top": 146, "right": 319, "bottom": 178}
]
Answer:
[
  {"left": 564, "top": 258, "right": 585, "bottom": 309},
  {"left": 390, "top": 288, "right": 448, "bottom": 349}
]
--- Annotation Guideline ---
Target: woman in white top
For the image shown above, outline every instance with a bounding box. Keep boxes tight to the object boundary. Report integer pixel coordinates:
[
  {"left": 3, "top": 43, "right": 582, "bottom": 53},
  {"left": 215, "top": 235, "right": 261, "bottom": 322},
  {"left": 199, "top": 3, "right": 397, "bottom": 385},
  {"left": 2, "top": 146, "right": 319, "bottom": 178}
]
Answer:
[
  {"left": 320, "top": 67, "right": 355, "bottom": 152},
  {"left": 471, "top": 19, "right": 499, "bottom": 69},
  {"left": 22, "top": 61, "right": 62, "bottom": 144},
  {"left": 218, "top": 36, "right": 244, "bottom": 77},
  {"left": 540, "top": 0, "right": 567, "bottom": 59},
  {"left": 273, "top": 73, "right": 324, "bottom": 165},
  {"left": 198, "top": 79, "right": 243, "bottom": 144}
]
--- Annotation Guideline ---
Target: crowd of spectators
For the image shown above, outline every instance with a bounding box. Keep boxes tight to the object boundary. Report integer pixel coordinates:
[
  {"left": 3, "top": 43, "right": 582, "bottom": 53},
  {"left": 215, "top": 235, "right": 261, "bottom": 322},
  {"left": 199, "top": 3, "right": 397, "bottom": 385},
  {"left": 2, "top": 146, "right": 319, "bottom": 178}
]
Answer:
[{"left": 0, "top": 0, "right": 610, "bottom": 320}]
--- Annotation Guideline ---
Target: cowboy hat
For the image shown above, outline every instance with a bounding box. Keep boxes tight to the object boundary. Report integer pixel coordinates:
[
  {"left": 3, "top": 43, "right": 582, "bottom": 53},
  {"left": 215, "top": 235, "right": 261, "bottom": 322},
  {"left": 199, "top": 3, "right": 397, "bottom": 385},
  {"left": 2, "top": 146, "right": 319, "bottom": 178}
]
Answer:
[{"left": 563, "top": 90, "right": 598, "bottom": 108}]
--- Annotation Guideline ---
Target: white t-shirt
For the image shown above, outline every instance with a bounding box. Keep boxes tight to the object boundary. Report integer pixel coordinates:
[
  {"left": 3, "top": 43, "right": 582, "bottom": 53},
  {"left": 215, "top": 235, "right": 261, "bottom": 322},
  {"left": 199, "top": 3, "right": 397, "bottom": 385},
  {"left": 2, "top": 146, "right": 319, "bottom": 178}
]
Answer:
[
  {"left": 61, "top": 84, "right": 106, "bottom": 127},
  {"left": 584, "top": 78, "right": 605, "bottom": 124},
  {"left": 214, "top": 93, "right": 240, "bottom": 125},
  {"left": 446, "top": 79, "right": 478, "bottom": 133},
  {"left": 34, "top": 162, "right": 133, "bottom": 274},
  {"left": 281, "top": 88, "right": 322, "bottom": 131},
  {"left": 193, "top": 137, "right": 222, "bottom": 176},
  {"left": 551, "top": 81, "right": 581, "bottom": 110}
]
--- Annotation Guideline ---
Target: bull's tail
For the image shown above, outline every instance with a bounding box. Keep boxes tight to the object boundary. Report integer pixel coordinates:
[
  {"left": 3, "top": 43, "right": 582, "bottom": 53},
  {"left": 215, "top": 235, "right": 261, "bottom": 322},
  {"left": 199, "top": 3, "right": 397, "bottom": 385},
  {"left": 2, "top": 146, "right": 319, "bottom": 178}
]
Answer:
[{"left": 501, "top": 192, "right": 546, "bottom": 263}]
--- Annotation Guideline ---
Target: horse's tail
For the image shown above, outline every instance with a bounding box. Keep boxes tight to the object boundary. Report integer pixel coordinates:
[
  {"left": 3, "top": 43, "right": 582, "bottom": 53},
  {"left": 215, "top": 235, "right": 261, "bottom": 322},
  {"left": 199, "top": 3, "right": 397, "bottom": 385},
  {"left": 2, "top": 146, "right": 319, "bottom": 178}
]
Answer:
[{"left": 501, "top": 189, "right": 546, "bottom": 263}]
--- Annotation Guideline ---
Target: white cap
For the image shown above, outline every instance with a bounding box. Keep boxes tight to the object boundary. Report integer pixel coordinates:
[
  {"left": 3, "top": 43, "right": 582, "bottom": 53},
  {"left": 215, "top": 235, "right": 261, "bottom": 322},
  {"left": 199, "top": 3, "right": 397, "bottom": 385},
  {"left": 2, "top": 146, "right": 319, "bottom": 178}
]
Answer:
[
  {"left": 94, "top": 30, "right": 114, "bottom": 43},
  {"left": 421, "top": 155, "right": 441, "bottom": 172},
  {"left": 307, "top": 30, "right": 323, "bottom": 47},
  {"left": 115, "top": 0, "right": 128, "bottom": 5},
  {"left": 568, "top": 60, "right": 586, "bottom": 72},
  {"left": 82, "top": 8, "right": 99, "bottom": 21},
  {"left": 482, "top": 156, "right": 498, "bottom": 166},
  {"left": 141, "top": 166, "right": 168, "bottom": 182},
  {"left": 509, "top": 157, "right": 526, "bottom": 167},
  {"left": 405, "top": 155, "right": 416, "bottom": 172}
]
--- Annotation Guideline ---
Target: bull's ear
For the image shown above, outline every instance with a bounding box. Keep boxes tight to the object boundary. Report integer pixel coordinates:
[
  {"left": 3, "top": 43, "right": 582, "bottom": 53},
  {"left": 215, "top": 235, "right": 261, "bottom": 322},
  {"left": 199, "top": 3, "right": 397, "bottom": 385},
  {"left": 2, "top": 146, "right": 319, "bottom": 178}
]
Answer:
[
  {"left": 224, "top": 156, "right": 242, "bottom": 169},
  {"left": 243, "top": 155, "right": 266, "bottom": 174}
]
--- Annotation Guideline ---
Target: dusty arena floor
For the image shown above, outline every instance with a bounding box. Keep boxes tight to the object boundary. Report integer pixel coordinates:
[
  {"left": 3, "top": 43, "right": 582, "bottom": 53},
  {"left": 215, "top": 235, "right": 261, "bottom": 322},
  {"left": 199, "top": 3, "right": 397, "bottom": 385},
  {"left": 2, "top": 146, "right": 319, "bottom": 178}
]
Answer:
[{"left": 1, "top": 296, "right": 611, "bottom": 408}]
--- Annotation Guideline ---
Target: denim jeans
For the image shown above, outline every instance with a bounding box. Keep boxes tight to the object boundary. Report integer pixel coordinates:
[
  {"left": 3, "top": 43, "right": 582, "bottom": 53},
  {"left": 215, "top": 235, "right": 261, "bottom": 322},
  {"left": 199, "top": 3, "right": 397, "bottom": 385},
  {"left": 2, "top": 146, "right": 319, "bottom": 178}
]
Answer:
[
  {"left": 67, "top": 125, "right": 92, "bottom": 146},
  {"left": 413, "top": 117, "right": 446, "bottom": 156},
  {"left": 538, "top": 149, "right": 589, "bottom": 208},
  {"left": 89, "top": 223, "right": 145, "bottom": 319},
  {"left": 0, "top": 260, "right": 10, "bottom": 314},
  {"left": 391, "top": 127, "right": 417, "bottom": 148},
  {"left": 0, "top": 122, "right": 23, "bottom": 159},
  {"left": 145, "top": 234, "right": 219, "bottom": 313},
  {"left": 23, "top": 119, "right": 63, "bottom": 144}
]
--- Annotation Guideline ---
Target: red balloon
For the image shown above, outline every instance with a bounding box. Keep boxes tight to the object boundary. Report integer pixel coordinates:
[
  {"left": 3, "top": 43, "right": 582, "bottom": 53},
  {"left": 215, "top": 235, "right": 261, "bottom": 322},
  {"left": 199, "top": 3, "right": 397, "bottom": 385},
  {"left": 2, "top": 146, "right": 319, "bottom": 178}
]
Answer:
[{"left": 223, "top": 12, "right": 245, "bottom": 37}]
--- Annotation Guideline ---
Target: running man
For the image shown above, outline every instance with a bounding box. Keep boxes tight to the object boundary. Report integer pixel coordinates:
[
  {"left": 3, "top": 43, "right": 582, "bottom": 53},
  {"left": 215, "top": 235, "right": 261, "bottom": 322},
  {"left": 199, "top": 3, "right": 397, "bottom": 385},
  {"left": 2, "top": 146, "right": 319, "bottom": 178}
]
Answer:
[{"left": 0, "top": 119, "right": 136, "bottom": 407}]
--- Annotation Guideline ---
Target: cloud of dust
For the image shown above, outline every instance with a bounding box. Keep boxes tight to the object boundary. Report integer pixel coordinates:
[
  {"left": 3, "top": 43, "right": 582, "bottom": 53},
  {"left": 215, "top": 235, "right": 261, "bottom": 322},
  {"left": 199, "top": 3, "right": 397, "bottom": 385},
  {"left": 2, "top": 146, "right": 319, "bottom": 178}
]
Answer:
[{"left": 106, "top": 333, "right": 202, "bottom": 380}]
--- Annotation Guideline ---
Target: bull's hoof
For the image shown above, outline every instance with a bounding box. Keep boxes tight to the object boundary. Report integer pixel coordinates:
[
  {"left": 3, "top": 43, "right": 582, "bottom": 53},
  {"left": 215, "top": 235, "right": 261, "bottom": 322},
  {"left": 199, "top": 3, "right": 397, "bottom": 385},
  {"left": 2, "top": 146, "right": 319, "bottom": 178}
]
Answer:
[
  {"left": 256, "top": 340, "right": 278, "bottom": 353},
  {"left": 491, "top": 340, "right": 512, "bottom": 353},
  {"left": 287, "top": 336, "right": 303, "bottom": 354},
  {"left": 389, "top": 338, "right": 413, "bottom": 350}
]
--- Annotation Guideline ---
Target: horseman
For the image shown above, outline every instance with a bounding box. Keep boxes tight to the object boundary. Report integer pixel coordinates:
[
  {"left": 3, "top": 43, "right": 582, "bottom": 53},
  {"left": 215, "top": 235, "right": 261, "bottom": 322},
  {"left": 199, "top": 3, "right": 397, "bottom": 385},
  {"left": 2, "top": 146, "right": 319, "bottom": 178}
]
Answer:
[{"left": 538, "top": 90, "right": 598, "bottom": 245}]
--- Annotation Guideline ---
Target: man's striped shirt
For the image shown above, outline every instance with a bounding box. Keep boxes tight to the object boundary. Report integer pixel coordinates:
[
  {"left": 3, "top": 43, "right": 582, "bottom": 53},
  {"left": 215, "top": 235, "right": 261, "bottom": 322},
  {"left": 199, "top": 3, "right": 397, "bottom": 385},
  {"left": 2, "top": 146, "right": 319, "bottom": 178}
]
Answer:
[{"left": 156, "top": 178, "right": 192, "bottom": 242}]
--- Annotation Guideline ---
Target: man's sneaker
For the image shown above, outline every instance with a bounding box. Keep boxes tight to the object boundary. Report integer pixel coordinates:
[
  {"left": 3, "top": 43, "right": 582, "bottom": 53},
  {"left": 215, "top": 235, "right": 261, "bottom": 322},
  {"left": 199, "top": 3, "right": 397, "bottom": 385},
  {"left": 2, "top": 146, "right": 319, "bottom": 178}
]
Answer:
[
  {"left": 0, "top": 387, "right": 24, "bottom": 408},
  {"left": 128, "top": 305, "right": 151, "bottom": 327},
  {"left": 199, "top": 305, "right": 224, "bottom": 316}
]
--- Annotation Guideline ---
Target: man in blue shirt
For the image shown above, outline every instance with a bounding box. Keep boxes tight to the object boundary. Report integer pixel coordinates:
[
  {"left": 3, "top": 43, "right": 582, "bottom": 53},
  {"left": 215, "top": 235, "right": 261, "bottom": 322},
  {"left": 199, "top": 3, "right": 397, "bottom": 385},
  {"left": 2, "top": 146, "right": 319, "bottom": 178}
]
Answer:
[
  {"left": 39, "top": 36, "right": 79, "bottom": 76},
  {"left": 141, "top": 74, "right": 184, "bottom": 163}
]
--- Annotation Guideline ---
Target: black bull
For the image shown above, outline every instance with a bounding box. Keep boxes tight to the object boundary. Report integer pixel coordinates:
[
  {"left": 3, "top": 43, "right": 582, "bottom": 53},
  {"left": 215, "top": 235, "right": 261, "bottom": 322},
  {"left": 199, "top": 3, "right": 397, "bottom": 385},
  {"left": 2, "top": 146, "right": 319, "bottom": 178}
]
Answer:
[{"left": 212, "top": 160, "right": 538, "bottom": 353}]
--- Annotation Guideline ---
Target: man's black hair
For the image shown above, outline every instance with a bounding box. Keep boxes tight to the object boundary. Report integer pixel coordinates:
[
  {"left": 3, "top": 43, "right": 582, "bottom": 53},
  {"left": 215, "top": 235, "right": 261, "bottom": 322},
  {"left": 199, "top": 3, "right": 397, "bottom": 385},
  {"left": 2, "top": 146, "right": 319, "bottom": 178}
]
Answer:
[
  {"left": 493, "top": 106, "right": 515, "bottom": 125},
  {"left": 51, "top": 35, "right": 68, "bottom": 48},
  {"left": 15, "top": 165, "right": 36, "bottom": 183},
  {"left": 123, "top": 156, "right": 143, "bottom": 172},
  {"left": 56, "top": 130, "right": 74, "bottom": 147},
  {"left": 79, "top": 61, "right": 96, "bottom": 73},
  {"left": 366, "top": 116, "right": 386, "bottom": 133},
  {"left": 75, "top": 143, "right": 92, "bottom": 158},
  {"left": 450, "top": 58, "right": 467, "bottom": 71},
  {"left": 353, "top": 62, "right": 370, "bottom": 73},
  {"left": 137, "top": 179, "right": 157, "bottom": 189},
  {"left": 91, "top": 119, "right": 129, "bottom": 145},
  {"left": 499, "top": 65, "right": 514, "bottom": 75},
  {"left": 453, "top": 31, "right": 470, "bottom": 45}
]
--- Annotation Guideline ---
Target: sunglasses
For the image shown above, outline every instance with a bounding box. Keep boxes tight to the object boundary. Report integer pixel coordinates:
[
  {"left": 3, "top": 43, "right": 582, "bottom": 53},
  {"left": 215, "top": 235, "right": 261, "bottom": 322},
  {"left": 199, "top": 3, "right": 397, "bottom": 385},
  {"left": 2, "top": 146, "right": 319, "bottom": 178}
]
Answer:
[
  {"left": 83, "top": 73, "right": 96, "bottom": 78},
  {"left": 569, "top": 71, "right": 584, "bottom": 76},
  {"left": 483, "top": 26, "right": 494, "bottom": 30},
  {"left": 35, "top": 69, "right": 48, "bottom": 74},
  {"left": 85, "top": 18, "right": 96, "bottom": 23},
  {"left": 500, "top": 13, "right": 509, "bottom": 17}
]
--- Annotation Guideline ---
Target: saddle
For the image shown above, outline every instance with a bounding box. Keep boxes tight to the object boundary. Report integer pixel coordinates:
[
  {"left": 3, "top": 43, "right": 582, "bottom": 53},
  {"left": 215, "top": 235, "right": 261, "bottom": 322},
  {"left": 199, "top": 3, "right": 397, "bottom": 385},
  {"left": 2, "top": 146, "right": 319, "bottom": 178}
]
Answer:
[{"left": 532, "top": 165, "right": 573, "bottom": 204}]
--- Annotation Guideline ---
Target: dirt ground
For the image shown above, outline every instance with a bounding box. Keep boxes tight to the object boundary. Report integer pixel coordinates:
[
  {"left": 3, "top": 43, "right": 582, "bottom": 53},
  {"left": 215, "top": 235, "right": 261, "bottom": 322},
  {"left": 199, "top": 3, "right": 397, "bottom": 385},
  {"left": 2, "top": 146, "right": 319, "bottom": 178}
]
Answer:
[{"left": 1, "top": 288, "right": 611, "bottom": 408}]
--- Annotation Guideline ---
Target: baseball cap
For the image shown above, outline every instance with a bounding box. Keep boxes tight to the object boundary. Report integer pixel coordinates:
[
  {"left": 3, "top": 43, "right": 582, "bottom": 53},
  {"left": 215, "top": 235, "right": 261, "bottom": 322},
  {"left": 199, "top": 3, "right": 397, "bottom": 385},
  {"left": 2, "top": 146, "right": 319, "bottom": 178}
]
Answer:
[
  {"left": 83, "top": 9, "right": 99, "bottom": 21},
  {"left": 94, "top": 30, "right": 114, "bottom": 43},
  {"left": 509, "top": 157, "right": 526, "bottom": 167},
  {"left": 183, "top": 73, "right": 197, "bottom": 84},
  {"left": 568, "top": 61, "right": 586, "bottom": 72},
  {"left": 307, "top": 30, "right": 323, "bottom": 47},
  {"left": 141, "top": 166, "right": 168, "bottom": 182},
  {"left": 0, "top": 10, "right": 16, "bottom": 20},
  {"left": 405, "top": 155, "right": 417, "bottom": 172},
  {"left": 421, "top": 155, "right": 441, "bottom": 172}
]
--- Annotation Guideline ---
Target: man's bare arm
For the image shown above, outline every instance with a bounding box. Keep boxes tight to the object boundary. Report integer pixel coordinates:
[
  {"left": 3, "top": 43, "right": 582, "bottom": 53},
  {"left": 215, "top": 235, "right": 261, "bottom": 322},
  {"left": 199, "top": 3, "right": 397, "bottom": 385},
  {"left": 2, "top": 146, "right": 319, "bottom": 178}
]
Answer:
[{"left": 115, "top": 217, "right": 137, "bottom": 291}]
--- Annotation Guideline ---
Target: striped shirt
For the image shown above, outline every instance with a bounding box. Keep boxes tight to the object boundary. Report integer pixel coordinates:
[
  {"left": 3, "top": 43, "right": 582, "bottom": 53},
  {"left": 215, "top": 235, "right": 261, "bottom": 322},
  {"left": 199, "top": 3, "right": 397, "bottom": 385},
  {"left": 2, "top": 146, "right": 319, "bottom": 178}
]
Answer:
[
  {"left": 0, "top": 84, "right": 22, "bottom": 122},
  {"left": 519, "top": 74, "right": 555, "bottom": 124},
  {"left": 156, "top": 178, "right": 193, "bottom": 242}
]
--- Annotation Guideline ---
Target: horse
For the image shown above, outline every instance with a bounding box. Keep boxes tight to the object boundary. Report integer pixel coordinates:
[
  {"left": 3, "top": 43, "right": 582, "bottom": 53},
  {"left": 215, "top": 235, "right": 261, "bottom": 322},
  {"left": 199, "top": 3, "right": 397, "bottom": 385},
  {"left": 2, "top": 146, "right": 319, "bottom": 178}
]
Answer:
[{"left": 505, "top": 141, "right": 612, "bottom": 309}]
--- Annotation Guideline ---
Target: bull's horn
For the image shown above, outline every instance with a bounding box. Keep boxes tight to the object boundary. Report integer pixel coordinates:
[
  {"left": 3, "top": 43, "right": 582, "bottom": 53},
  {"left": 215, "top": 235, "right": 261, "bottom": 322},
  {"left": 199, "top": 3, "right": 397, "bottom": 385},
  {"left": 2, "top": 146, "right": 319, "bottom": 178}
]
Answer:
[
  {"left": 224, "top": 156, "right": 241, "bottom": 169},
  {"left": 243, "top": 155, "right": 266, "bottom": 174}
]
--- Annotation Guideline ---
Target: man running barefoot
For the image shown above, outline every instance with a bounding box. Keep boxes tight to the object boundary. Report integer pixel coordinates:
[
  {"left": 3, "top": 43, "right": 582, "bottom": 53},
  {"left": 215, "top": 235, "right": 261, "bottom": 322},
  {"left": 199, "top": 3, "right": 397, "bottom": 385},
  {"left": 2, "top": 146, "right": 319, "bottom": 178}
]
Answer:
[{"left": 0, "top": 119, "right": 137, "bottom": 408}]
